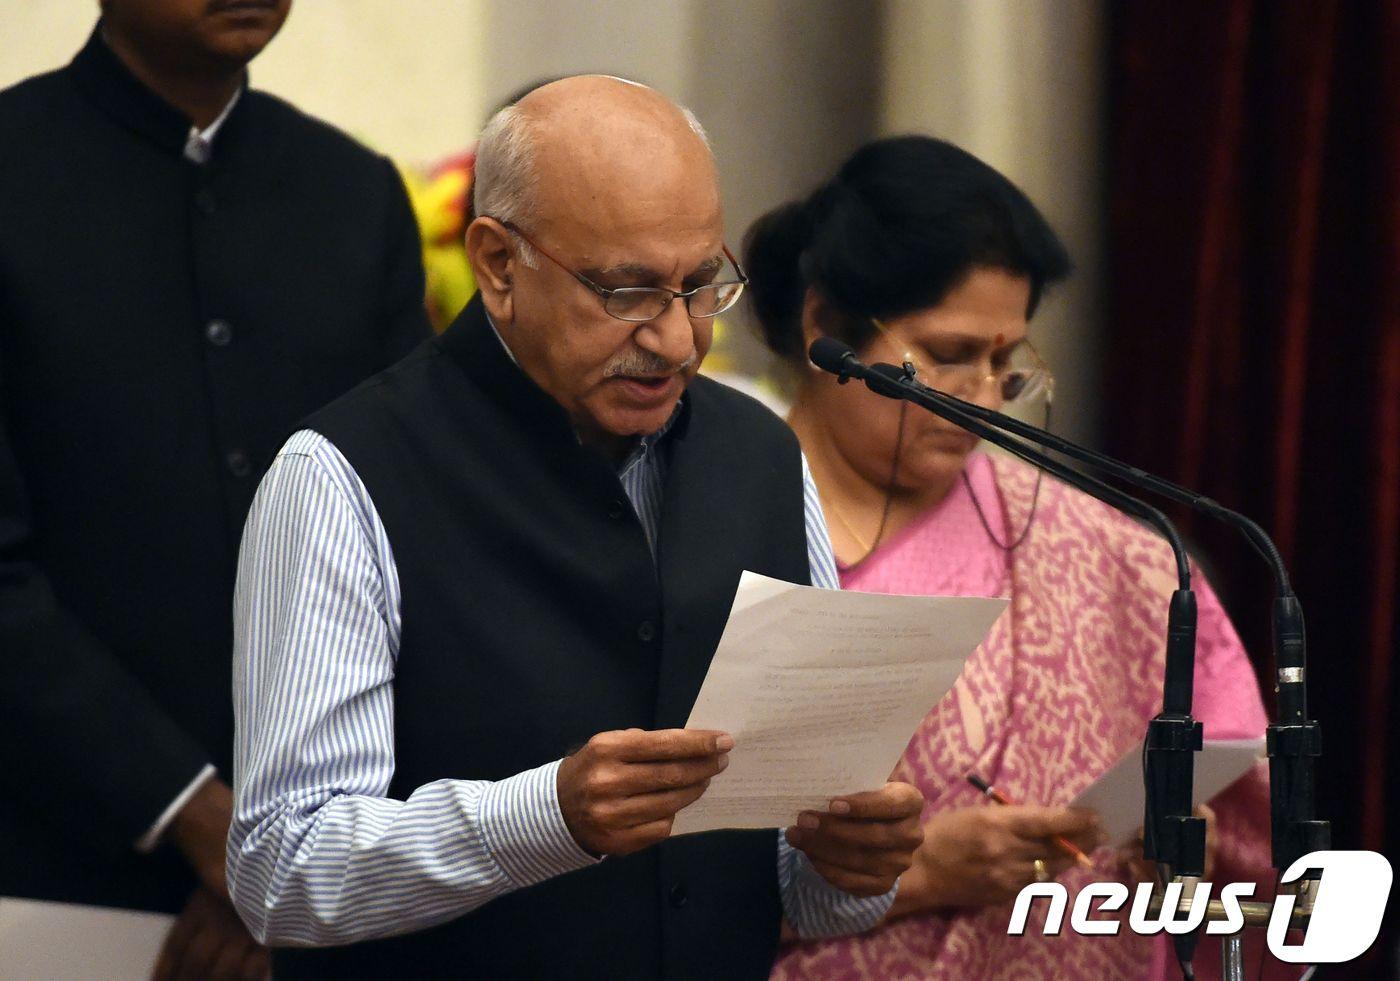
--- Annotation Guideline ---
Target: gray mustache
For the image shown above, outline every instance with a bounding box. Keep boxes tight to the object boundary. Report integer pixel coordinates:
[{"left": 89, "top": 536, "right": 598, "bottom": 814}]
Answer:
[{"left": 604, "top": 348, "right": 697, "bottom": 377}]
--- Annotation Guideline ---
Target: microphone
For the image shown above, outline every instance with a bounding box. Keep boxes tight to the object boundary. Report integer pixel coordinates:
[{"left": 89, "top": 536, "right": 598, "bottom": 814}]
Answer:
[
  {"left": 816, "top": 338, "right": 1327, "bottom": 876},
  {"left": 809, "top": 335, "right": 862, "bottom": 382},
  {"left": 811, "top": 340, "right": 1208, "bottom": 885}
]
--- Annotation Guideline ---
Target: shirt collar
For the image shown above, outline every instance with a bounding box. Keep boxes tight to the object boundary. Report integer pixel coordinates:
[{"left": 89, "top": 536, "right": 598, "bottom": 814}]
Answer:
[{"left": 184, "top": 89, "right": 242, "bottom": 164}]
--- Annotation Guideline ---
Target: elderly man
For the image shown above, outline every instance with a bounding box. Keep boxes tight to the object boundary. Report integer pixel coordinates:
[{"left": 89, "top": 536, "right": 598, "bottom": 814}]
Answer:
[{"left": 228, "top": 76, "right": 923, "bottom": 979}]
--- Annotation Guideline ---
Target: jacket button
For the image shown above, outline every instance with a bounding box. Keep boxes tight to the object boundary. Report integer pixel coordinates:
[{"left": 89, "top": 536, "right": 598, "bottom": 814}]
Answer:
[
  {"left": 668, "top": 882, "right": 687, "bottom": 908},
  {"left": 607, "top": 499, "right": 626, "bottom": 520},
  {"left": 637, "top": 620, "right": 656, "bottom": 643},
  {"left": 226, "top": 450, "right": 251, "bottom": 478},
  {"left": 195, "top": 188, "right": 216, "bottom": 215},
  {"left": 205, "top": 319, "right": 232, "bottom": 346}
]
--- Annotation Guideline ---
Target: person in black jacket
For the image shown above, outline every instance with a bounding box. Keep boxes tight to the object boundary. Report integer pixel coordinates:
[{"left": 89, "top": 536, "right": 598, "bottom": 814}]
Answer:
[{"left": 0, "top": 2, "right": 430, "bottom": 977}]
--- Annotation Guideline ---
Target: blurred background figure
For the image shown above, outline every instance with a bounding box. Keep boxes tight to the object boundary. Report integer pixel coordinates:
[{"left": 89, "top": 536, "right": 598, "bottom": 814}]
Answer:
[
  {"left": 0, "top": 1, "right": 428, "bottom": 978},
  {"left": 749, "top": 134, "right": 1278, "bottom": 980},
  {"left": 2, "top": 1, "right": 1395, "bottom": 976}
]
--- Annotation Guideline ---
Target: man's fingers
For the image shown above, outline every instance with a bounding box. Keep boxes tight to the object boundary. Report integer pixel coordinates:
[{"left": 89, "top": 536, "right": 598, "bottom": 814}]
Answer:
[
  {"left": 602, "top": 728, "right": 733, "bottom": 762},
  {"left": 786, "top": 828, "right": 915, "bottom": 880},
  {"left": 626, "top": 755, "right": 728, "bottom": 792},
  {"left": 207, "top": 935, "right": 252, "bottom": 981},
  {"left": 804, "top": 856, "right": 898, "bottom": 898},
  {"left": 581, "top": 756, "right": 724, "bottom": 802},
  {"left": 826, "top": 782, "right": 923, "bottom": 820},
  {"left": 606, "top": 817, "right": 674, "bottom": 855},
  {"left": 240, "top": 946, "right": 270, "bottom": 981},
  {"left": 792, "top": 810, "right": 923, "bottom": 852},
  {"left": 152, "top": 937, "right": 179, "bottom": 981},
  {"left": 607, "top": 781, "right": 711, "bottom": 825},
  {"left": 152, "top": 896, "right": 202, "bottom": 981},
  {"left": 173, "top": 919, "right": 223, "bottom": 981}
]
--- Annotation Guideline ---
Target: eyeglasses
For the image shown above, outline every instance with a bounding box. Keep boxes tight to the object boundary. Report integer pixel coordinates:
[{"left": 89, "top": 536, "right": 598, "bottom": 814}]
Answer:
[
  {"left": 493, "top": 219, "right": 749, "bottom": 323},
  {"left": 870, "top": 317, "right": 1054, "bottom": 406}
]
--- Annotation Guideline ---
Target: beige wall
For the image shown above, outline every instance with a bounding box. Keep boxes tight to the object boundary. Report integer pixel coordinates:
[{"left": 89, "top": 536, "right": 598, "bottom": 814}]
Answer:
[
  {"left": 0, "top": 3, "right": 96, "bottom": 90},
  {"left": 882, "top": 0, "right": 1106, "bottom": 444},
  {"left": 0, "top": 2, "right": 487, "bottom": 164}
]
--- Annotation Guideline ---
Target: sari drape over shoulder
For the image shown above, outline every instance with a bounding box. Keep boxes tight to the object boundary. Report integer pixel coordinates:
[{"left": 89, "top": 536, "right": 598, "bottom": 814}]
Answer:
[{"left": 772, "top": 453, "right": 1280, "bottom": 980}]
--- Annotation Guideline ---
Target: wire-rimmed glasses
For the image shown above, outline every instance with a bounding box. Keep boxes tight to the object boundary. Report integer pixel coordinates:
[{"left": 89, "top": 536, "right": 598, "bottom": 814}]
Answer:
[
  {"left": 493, "top": 219, "right": 749, "bottom": 323},
  {"left": 870, "top": 317, "right": 1054, "bottom": 406}
]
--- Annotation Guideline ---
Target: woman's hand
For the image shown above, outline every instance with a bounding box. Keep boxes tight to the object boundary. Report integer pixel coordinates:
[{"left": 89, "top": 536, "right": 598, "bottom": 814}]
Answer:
[{"left": 888, "top": 805, "right": 1103, "bottom": 918}]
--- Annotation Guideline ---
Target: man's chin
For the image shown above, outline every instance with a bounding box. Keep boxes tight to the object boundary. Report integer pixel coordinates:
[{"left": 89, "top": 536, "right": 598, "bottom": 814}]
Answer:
[
  {"left": 208, "top": 35, "right": 277, "bottom": 62},
  {"left": 199, "top": 21, "right": 283, "bottom": 65},
  {"left": 595, "top": 399, "right": 682, "bottom": 441}
]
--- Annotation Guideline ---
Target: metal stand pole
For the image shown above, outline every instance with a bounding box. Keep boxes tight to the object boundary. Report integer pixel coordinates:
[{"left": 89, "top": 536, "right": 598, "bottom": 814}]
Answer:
[
  {"left": 1146, "top": 885, "right": 1313, "bottom": 980},
  {"left": 1220, "top": 934, "right": 1246, "bottom": 981}
]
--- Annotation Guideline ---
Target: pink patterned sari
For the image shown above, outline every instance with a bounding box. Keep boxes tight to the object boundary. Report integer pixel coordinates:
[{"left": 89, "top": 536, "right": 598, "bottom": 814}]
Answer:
[{"left": 772, "top": 453, "right": 1281, "bottom": 980}]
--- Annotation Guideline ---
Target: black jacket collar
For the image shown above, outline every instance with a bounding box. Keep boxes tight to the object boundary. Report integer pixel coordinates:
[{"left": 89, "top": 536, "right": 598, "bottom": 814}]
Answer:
[
  {"left": 66, "top": 23, "right": 248, "bottom": 160},
  {"left": 436, "top": 294, "right": 695, "bottom": 451}
]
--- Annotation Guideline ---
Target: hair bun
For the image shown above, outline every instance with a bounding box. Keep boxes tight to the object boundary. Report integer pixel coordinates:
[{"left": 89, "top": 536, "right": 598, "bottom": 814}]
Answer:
[{"left": 743, "top": 199, "right": 815, "bottom": 361}]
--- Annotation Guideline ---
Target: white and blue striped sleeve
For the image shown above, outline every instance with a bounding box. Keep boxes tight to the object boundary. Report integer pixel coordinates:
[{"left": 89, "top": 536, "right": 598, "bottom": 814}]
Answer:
[
  {"left": 801, "top": 452, "right": 840, "bottom": 591},
  {"left": 773, "top": 453, "right": 897, "bottom": 938},
  {"left": 227, "top": 430, "right": 596, "bottom": 947}
]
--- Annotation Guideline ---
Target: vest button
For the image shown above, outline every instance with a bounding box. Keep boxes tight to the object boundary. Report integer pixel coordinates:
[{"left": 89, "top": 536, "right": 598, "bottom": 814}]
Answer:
[
  {"left": 608, "top": 499, "right": 626, "bottom": 520},
  {"left": 226, "top": 449, "right": 251, "bottom": 478},
  {"left": 637, "top": 620, "right": 656, "bottom": 643},
  {"left": 668, "top": 882, "right": 687, "bottom": 908},
  {"left": 205, "top": 319, "right": 232, "bottom": 346}
]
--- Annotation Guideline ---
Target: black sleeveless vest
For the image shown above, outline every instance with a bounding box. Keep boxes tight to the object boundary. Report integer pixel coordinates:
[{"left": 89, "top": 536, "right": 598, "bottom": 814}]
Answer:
[{"left": 272, "top": 297, "right": 811, "bottom": 980}]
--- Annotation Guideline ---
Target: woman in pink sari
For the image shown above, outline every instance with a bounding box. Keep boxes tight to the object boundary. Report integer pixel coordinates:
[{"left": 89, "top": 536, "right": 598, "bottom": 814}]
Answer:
[{"left": 746, "top": 137, "right": 1279, "bottom": 979}]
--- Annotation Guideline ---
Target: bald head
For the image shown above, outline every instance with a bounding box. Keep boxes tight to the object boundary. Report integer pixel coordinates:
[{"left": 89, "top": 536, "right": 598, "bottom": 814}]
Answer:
[
  {"left": 473, "top": 75, "right": 718, "bottom": 252},
  {"left": 518, "top": 74, "right": 711, "bottom": 162}
]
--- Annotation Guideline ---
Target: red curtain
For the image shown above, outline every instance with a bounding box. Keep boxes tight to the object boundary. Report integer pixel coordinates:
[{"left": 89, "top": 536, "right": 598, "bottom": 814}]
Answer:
[{"left": 1106, "top": 1, "right": 1400, "bottom": 973}]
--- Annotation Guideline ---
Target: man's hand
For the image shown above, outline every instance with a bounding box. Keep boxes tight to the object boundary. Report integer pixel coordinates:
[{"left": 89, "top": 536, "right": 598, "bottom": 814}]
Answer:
[
  {"left": 168, "top": 777, "right": 235, "bottom": 897},
  {"left": 152, "top": 886, "right": 268, "bottom": 981},
  {"left": 557, "top": 728, "right": 732, "bottom": 856},
  {"left": 784, "top": 782, "right": 925, "bottom": 897},
  {"left": 889, "top": 804, "right": 1103, "bottom": 916}
]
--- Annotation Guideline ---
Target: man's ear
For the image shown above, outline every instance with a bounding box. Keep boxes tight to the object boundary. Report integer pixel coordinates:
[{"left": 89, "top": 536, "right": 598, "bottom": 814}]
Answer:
[{"left": 465, "top": 217, "right": 516, "bottom": 325}]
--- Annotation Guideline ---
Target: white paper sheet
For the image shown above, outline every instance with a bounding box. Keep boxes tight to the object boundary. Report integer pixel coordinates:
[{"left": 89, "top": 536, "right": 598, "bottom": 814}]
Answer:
[
  {"left": 672, "top": 571, "right": 1007, "bottom": 835},
  {"left": 1071, "top": 737, "right": 1267, "bottom": 844},
  {"left": 0, "top": 897, "right": 173, "bottom": 979}
]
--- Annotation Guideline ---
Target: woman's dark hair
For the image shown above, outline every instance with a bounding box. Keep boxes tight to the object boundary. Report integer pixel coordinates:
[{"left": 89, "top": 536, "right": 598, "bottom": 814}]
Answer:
[{"left": 744, "top": 135, "right": 1072, "bottom": 363}]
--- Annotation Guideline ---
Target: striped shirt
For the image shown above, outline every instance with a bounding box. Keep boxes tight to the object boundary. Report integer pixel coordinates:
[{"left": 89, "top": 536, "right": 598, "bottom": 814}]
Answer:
[{"left": 227, "top": 417, "right": 884, "bottom": 950}]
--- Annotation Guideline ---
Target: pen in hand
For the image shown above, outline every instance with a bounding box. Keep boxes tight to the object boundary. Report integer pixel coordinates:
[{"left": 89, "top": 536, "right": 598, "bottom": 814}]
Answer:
[{"left": 966, "top": 773, "right": 1095, "bottom": 870}]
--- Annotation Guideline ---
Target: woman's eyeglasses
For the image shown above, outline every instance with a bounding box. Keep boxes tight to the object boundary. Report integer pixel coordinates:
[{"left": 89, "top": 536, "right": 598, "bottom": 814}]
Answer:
[{"left": 870, "top": 317, "right": 1054, "bottom": 406}]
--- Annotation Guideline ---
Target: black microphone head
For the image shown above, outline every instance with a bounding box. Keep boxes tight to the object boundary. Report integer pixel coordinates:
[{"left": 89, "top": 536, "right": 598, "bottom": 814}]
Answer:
[
  {"left": 861, "top": 360, "right": 916, "bottom": 399},
  {"left": 809, "top": 336, "right": 860, "bottom": 377},
  {"left": 866, "top": 362, "right": 907, "bottom": 381}
]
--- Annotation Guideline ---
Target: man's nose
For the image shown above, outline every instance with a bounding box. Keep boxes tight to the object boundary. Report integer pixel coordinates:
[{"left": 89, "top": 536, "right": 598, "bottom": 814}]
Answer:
[{"left": 634, "top": 297, "right": 697, "bottom": 367}]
